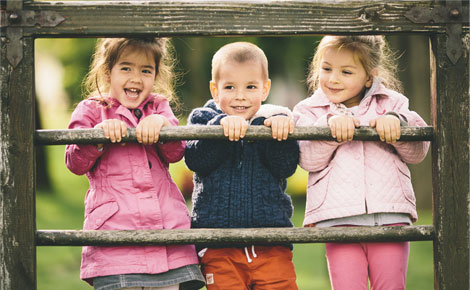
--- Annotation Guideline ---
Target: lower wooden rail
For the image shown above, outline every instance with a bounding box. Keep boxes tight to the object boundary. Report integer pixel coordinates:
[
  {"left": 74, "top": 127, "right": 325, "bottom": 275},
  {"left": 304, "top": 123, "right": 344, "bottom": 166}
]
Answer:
[{"left": 36, "top": 226, "right": 434, "bottom": 246}]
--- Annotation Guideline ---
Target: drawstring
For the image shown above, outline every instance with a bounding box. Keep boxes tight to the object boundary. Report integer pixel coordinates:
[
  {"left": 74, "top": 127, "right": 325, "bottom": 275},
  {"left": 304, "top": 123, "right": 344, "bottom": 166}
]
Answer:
[
  {"left": 244, "top": 247, "right": 252, "bottom": 263},
  {"left": 251, "top": 245, "right": 257, "bottom": 258},
  {"left": 244, "top": 245, "right": 257, "bottom": 263}
]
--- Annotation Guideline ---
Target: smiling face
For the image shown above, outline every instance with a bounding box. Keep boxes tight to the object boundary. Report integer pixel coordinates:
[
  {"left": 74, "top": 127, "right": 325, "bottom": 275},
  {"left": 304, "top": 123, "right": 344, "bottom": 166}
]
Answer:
[
  {"left": 210, "top": 60, "right": 271, "bottom": 120},
  {"left": 107, "top": 46, "right": 156, "bottom": 109},
  {"left": 319, "top": 47, "right": 373, "bottom": 108}
]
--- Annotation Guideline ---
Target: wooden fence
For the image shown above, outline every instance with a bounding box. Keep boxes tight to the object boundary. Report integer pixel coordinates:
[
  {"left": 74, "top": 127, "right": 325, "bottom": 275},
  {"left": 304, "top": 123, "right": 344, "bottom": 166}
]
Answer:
[{"left": 1, "top": 1, "right": 469, "bottom": 289}]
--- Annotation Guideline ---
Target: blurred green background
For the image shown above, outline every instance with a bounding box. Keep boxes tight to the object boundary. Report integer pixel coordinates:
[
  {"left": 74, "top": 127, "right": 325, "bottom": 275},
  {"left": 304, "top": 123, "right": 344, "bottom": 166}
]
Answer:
[{"left": 35, "top": 35, "right": 433, "bottom": 289}]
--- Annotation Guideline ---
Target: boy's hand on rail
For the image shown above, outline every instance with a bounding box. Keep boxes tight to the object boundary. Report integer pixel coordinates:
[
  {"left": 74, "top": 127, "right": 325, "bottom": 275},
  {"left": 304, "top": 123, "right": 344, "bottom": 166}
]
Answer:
[
  {"left": 220, "top": 115, "right": 249, "bottom": 141},
  {"left": 370, "top": 115, "right": 401, "bottom": 144},
  {"left": 264, "top": 115, "right": 294, "bottom": 141},
  {"left": 95, "top": 119, "right": 128, "bottom": 144},
  {"left": 137, "top": 114, "right": 170, "bottom": 145},
  {"left": 328, "top": 115, "right": 360, "bottom": 143}
]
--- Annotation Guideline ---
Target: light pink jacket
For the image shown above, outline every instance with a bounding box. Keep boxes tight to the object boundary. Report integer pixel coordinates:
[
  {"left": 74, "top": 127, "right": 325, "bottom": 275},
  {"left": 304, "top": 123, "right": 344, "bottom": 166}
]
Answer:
[
  {"left": 293, "top": 80, "right": 429, "bottom": 226},
  {"left": 65, "top": 94, "right": 198, "bottom": 284}
]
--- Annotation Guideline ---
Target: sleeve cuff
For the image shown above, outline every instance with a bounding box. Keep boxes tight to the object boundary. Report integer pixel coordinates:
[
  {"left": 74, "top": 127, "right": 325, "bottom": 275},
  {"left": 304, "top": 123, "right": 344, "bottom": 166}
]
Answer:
[{"left": 385, "top": 111, "right": 408, "bottom": 126}]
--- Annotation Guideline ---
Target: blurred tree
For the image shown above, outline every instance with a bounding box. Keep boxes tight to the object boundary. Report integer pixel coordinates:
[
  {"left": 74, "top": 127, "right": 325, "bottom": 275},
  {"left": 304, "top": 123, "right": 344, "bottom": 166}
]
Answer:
[
  {"left": 172, "top": 36, "right": 320, "bottom": 114},
  {"left": 388, "top": 35, "right": 432, "bottom": 209},
  {"left": 35, "top": 103, "right": 50, "bottom": 190},
  {"left": 35, "top": 39, "right": 95, "bottom": 193}
]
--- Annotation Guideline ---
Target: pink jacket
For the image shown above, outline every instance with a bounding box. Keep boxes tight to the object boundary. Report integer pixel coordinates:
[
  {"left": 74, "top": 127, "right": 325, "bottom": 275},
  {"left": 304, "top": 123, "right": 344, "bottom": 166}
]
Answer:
[
  {"left": 65, "top": 94, "right": 198, "bottom": 284},
  {"left": 293, "top": 80, "right": 429, "bottom": 226}
]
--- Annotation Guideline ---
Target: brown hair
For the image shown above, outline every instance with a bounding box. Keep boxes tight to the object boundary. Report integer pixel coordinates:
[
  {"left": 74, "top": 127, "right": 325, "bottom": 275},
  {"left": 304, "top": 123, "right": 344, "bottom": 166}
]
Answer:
[
  {"left": 83, "top": 37, "right": 178, "bottom": 106},
  {"left": 211, "top": 42, "right": 269, "bottom": 82},
  {"left": 307, "top": 35, "right": 402, "bottom": 93}
]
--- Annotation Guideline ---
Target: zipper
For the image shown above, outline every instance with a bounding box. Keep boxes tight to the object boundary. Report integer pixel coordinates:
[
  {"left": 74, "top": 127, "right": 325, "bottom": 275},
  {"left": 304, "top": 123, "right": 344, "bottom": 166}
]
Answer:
[{"left": 237, "top": 140, "right": 244, "bottom": 169}]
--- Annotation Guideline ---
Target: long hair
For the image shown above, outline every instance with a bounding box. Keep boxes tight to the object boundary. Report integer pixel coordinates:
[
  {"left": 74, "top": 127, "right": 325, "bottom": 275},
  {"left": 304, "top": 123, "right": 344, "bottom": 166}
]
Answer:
[
  {"left": 307, "top": 35, "right": 402, "bottom": 94},
  {"left": 82, "top": 38, "right": 179, "bottom": 107}
]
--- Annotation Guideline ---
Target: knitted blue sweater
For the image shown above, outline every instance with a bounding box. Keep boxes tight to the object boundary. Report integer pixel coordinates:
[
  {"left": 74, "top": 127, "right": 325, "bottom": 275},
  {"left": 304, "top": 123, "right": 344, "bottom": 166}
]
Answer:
[{"left": 185, "top": 100, "right": 299, "bottom": 230}]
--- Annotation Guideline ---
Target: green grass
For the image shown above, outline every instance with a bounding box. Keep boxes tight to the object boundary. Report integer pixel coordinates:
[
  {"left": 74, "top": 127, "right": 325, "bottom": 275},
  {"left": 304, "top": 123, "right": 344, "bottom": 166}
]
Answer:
[{"left": 37, "top": 145, "right": 433, "bottom": 290}]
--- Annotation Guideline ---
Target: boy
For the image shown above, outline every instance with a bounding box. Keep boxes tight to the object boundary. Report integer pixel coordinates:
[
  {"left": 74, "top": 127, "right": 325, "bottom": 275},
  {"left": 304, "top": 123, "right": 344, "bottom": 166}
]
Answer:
[{"left": 185, "top": 42, "right": 299, "bottom": 290}]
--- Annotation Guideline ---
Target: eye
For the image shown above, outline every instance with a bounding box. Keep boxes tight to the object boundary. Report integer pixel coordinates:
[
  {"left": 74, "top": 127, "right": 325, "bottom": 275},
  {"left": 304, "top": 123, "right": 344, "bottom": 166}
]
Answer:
[
  {"left": 142, "top": 69, "right": 153, "bottom": 74},
  {"left": 120, "top": 66, "right": 131, "bottom": 72},
  {"left": 321, "top": 67, "right": 331, "bottom": 72},
  {"left": 224, "top": 85, "right": 234, "bottom": 90},
  {"left": 342, "top": 70, "right": 353, "bottom": 75},
  {"left": 247, "top": 85, "right": 257, "bottom": 89}
]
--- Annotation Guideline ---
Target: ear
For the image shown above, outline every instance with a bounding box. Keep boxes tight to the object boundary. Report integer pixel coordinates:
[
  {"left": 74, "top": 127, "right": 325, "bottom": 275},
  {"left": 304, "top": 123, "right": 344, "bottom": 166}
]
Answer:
[
  {"left": 262, "top": 79, "right": 271, "bottom": 102},
  {"left": 105, "top": 71, "right": 111, "bottom": 84},
  {"left": 210, "top": 81, "right": 219, "bottom": 103},
  {"left": 365, "top": 69, "right": 378, "bottom": 88}
]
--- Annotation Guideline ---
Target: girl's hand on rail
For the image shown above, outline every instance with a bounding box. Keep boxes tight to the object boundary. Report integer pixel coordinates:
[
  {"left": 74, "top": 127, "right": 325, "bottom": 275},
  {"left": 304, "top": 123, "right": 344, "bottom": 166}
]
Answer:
[
  {"left": 95, "top": 119, "right": 128, "bottom": 143},
  {"left": 264, "top": 115, "right": 294, "bottom": 141},
  {"left": 370, "top": 115, "right": 401, "bottom": 144},
  {"left": 328, "top": 115, "right": 360, "bottom": 143},
  {"left": 137, "top": 114, "right": 170, "bottom": 145}
]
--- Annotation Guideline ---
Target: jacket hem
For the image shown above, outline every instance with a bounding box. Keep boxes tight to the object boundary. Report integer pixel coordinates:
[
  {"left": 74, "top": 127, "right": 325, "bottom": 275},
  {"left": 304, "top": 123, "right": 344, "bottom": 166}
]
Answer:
[{"left": 303, "top": 204, "right": 417, "bottom": 226}]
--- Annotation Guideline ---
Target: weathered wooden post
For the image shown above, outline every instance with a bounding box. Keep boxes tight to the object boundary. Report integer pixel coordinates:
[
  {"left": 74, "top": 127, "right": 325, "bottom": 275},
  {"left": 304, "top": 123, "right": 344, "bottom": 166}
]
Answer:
[
  {"left": 0, "top": 1, "right": 467, "bottom": 289},
  {"left": 430, "top": 1, "right": 469, "bottom": 289},
  {"left": 0, "top": 0, "right": 36, "bottom": 289}
]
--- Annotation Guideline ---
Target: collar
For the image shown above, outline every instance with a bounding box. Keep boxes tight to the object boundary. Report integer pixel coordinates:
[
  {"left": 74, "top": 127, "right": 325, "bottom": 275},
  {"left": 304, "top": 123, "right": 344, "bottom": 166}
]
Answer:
[
  {"left": 204, "top": 99, "right": 292, "bottom": 125},
  {"left": 95, "top": 93, "right": 158, "bottom": 126},
  {"left": 204, "top": 99, "right": 223, "bottom": 114},
  {"left": 362, "top": 76, "right": 383, "bottom": 102},
  {"left": 110, "top": 94, "right": 157, "bottom": 110}
]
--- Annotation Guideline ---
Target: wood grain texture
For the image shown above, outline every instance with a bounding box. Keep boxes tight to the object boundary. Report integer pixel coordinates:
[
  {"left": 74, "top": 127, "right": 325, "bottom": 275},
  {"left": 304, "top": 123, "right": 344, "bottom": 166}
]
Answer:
[
  {"left": 1, "top": 1, "right": 468, "bottom": 290},
  {"left": 35, "top": 126, "right": 434, "bottom": 145},
  {"left": 430, "top": 33, "right": 470, "bottom": 290},
  {"left": 36, "top": 226, "right": 434, "bottom": 246},
  {"left": 0, "top": 37, "right": 36, "bottom": 290},
  {"left": 19, "top": 1, "right": 468, "bottom": 37}
]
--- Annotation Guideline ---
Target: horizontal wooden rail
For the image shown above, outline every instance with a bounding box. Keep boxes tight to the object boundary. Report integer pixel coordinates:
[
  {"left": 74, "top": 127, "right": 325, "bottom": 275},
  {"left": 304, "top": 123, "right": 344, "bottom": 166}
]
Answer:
[
  {"left": 36, "top": 226, "right": 434, "bottom": 246},
  {"left": 35, "top": 126, "right": 434, "bottom": 145},
  {"left": 6, "top": 1, "right": 468, "bottom": 38}
]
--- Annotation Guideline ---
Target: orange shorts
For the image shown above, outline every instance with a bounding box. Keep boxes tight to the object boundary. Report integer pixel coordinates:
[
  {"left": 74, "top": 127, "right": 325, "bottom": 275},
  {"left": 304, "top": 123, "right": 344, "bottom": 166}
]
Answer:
[{"left": 199, "top": 246, "right": 298, "bottom": 290}]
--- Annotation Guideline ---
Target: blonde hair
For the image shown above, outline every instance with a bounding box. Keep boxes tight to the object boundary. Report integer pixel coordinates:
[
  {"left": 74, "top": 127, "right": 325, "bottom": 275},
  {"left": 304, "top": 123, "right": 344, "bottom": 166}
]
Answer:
[
  {"left": 307, "top": 35, "right": 402, "bottom": 93},
  {"left": 211, "top": 42, "right": 269, "bottom": 82},
  {"left": 83, "top": 37, "right": 178, "bottom": 107}
]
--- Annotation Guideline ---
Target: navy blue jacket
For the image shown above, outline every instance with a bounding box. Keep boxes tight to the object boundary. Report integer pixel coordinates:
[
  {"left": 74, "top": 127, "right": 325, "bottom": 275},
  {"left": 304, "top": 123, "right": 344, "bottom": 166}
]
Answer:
[{"left": 185, "top": 100, "right": 299, "bottom": 230}]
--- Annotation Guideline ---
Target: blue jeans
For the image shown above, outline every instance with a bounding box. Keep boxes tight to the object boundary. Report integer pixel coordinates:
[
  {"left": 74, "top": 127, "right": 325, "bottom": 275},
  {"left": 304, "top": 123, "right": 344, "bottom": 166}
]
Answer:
[{"left": 93, "top": 265, "right": 205, "bottom": 290}]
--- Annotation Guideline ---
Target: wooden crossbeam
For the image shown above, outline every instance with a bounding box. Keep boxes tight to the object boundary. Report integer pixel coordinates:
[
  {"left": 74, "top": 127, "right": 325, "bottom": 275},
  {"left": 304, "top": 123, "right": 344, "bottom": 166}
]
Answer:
[
  {"left": 36, "top": 226, "right": 434, "bottom": 246},
  {"left": 12, "top": 1, "right": 468, "bottom": 37},
  {"left": 35, "top": 126, "right": 434, "bottom": 145}
]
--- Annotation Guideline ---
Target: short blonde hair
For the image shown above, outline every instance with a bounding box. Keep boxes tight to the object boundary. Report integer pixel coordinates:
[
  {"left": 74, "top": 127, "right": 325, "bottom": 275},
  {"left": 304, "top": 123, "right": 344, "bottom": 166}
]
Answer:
[
  {"left": 211, "top": 42, "right": 269, "bottom": 82},
  {"left": 83, "top": 37, "right": 178, "bottom": 105},
  {"left": 307, "top": 35, "right": 402, "bottom": 93}
]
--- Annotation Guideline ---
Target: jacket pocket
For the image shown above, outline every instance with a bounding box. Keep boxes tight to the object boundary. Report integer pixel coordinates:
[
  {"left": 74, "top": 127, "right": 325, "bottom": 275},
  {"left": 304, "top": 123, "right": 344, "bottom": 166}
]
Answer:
[
  {"left": 83, "top": 200, "right": 119, "bottom": 230},
  {"left": 305, "top": 166, "right": 332, "bottom": 214},
  {"left": 394, "top": 159, "right": 416, "bottom": 206}
]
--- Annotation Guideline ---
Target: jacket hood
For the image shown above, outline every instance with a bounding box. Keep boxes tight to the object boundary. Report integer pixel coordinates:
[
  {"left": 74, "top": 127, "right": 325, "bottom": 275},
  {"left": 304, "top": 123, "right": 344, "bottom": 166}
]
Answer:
[{"left": 203, "top": 99, "right": 293, "bottom": 124}]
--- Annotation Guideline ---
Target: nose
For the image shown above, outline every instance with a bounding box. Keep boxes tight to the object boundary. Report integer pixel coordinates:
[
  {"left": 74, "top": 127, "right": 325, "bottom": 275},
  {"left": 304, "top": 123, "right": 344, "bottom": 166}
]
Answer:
[
  {"left": 329, "top": 70, "right": 340, "bottom": 84},
  {"left": 235, "top": 90, "right": 246, "bottom": 100},
  {"left": 129, "top": 71, "right": 142, "bottom": 84}
]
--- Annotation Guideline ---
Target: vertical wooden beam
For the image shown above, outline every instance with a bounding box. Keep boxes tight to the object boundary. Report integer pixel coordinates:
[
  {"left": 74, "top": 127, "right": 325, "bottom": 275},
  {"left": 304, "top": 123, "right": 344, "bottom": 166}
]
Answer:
[
  {"left": 430, "top": 33, "right": 469, "bottom": 289},
  {"left": 0, "top": 35, "right": 36, "bottom": 290}
]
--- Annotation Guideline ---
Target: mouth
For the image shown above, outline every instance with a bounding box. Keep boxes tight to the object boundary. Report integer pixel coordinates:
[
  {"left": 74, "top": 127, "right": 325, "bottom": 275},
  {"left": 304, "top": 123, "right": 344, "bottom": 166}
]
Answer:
[
  {"left": 231, "top": 106, "right": 250, "bottom": 111},
  {"left": 327, "top": 87, "right": 343, "bottom": 94},
  {"left": 124, "top": 88, "right": 141, "bottom": 98}
]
